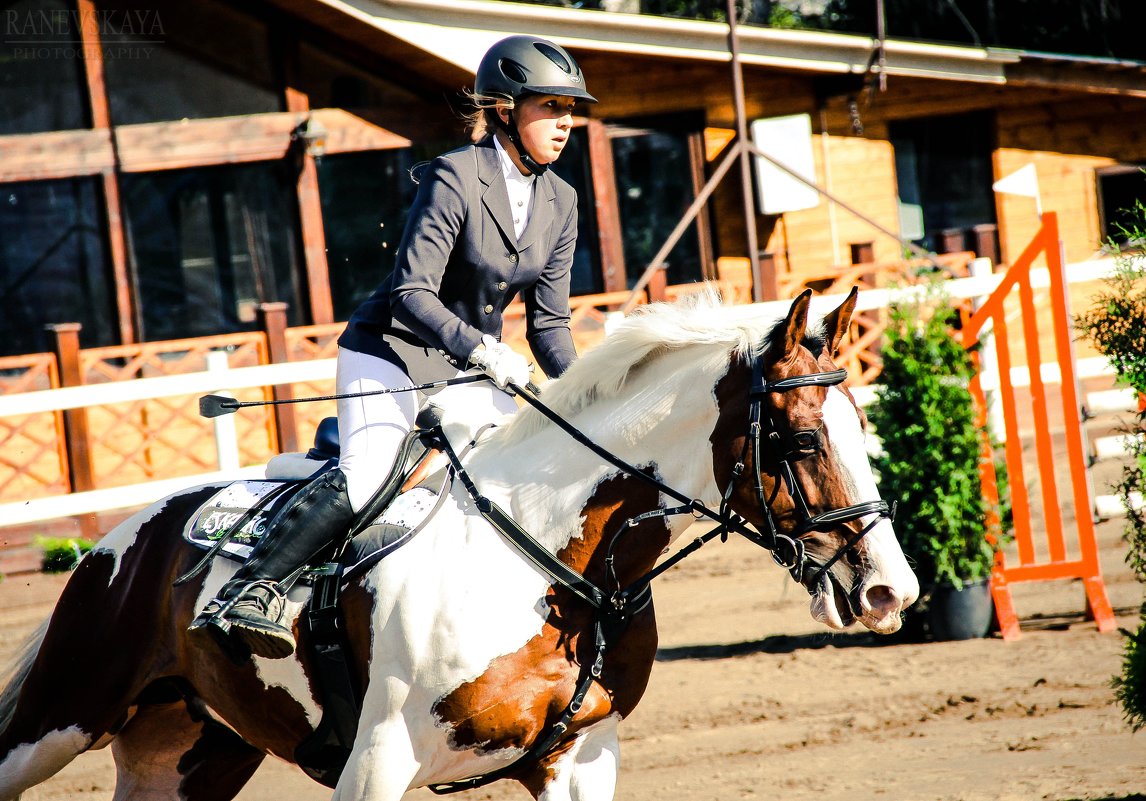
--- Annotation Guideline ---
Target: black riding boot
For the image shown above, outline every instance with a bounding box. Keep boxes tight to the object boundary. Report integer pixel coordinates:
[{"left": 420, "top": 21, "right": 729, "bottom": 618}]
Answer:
[{"left": 189, "top": 468, "right": 355, "bottom": 660}]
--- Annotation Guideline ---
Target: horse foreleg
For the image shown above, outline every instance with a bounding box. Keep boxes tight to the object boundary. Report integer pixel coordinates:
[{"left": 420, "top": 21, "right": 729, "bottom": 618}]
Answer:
[
  {"left": 524, "top": 718, "right": 621, "bottom": 801},
  {"left": 111, "top": 699, "right": 264, "bottom": 801},
  {"left": 331, "top": 722, "right": 419, "bottom": 801}
]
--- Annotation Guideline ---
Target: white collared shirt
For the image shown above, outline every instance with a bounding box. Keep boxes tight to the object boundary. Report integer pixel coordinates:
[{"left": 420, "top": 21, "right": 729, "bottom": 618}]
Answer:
[{"left": 493, "top": 135, "right": 535, "bottom": 240}]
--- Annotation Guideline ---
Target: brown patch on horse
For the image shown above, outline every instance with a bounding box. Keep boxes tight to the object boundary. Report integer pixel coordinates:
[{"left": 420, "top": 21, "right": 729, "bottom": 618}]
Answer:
[
  {"left": 816, "top": 286, "right": 866, "bottom": 429},
  {"left": 431, "top": 472, "right": 670, "bottom": 759},
  {"left": 0, "top": 489, "right": 219, "bottom": 766},
  {"left": 708, "top": 344, "right": 831, "bottom": 533},
  {"left": 708, "top": 289, "right": 876, "bottom": 595}
]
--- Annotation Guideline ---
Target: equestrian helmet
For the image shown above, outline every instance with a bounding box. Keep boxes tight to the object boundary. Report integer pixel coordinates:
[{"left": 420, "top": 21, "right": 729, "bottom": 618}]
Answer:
[{"left": 475, "top": 35, "right": 597, "bottom": 104}]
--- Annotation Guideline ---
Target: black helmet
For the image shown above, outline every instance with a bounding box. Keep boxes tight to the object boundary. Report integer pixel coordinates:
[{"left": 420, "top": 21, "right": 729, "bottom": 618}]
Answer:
[{"left": 475, "top": 35, "right": 597, "bottom": 104}]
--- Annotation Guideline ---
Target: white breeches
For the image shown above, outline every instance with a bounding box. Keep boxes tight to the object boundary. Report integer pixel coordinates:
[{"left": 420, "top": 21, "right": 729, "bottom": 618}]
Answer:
[{"left": 335, "top": 347, "right": 516, "bottom": 512}]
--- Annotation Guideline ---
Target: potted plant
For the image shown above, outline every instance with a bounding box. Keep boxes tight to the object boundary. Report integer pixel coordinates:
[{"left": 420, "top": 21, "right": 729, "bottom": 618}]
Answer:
[{"left": 868, "top": 293, "right": 1008, "bottom": 641}]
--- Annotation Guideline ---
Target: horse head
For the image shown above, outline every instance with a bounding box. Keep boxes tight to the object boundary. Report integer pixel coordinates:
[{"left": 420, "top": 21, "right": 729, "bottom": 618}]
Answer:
[{"left": 712, "top": 289, "right": 919, "bottom": 633}]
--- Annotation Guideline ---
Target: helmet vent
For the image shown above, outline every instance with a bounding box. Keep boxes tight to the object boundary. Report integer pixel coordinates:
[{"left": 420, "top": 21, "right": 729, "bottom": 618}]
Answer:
[
  {"left": 534, "top": 42, "right": 573, "bottom": 74},
  {"left": 499, "top": 58, "right": 528, "bottom": 84}
]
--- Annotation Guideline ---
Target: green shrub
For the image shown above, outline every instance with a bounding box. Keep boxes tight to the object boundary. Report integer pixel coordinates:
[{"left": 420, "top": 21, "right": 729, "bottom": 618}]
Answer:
[
  {"left": 868, "top": 295, "right": 1005, "bottom": 591},
  {"left": 1114, "top": 620, "right": 1146, "bottom": 732},
  {"left": 1077, "top": 196, "right": 1146, "bottom": 731},
  {"left": 36, "top": 536, "right": 95, "bottom": 573}
]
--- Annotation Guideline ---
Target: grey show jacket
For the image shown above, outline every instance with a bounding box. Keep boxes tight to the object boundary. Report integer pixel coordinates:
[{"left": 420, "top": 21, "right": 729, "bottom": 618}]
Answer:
[{"left": 338, "top": 139, "right": 578, "bottom": 381}]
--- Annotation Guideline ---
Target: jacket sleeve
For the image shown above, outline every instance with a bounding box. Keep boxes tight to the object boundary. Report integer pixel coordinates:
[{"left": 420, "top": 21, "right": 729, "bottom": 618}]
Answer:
[
  {"left": 389, "top": 156, "right": 485, "bottom": 361},
  {"left": 524, "top": 195, "right": 578, "bottom": 378}
]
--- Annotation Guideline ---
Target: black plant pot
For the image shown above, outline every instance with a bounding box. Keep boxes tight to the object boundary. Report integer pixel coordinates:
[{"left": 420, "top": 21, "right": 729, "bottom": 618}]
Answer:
[{"left": 927, "top": 579, "right": 994, "bottom": 641}]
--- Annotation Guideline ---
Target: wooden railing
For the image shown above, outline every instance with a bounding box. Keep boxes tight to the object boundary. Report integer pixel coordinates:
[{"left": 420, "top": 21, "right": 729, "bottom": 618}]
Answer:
[
  {"left": 1, "top": 251, "right": 1117, "bottom": 516},
  {"left": 0, "top": 252, "right": 1130, "bottom": 576}
]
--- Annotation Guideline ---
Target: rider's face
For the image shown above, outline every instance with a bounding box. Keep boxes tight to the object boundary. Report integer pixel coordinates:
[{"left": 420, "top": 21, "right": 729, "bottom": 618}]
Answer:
[{"left": 500, "top": 94, "right": 576, "bottom": 171}]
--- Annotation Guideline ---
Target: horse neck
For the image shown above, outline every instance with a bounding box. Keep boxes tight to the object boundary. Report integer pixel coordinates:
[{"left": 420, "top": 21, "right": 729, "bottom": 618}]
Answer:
[{"left": 470, "top": 344, "right": 729, "bottom": 580}]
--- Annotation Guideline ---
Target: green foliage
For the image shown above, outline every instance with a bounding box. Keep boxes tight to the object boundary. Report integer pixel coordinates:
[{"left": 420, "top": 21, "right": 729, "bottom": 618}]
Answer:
[
  {"left": 1113, "top": 613, "right": 1146, "bottom": 732},
  {"left": 868, "top": 296, "right": 1002, "bottom": 590},
  {"left": 1077, "top": 221, "right": 1146, "bottom": 401},
  {"left": 36, "top": 536, "right": 95, "bottom": 573},
  {"left": 1078, "top": 203, "right": 1146, "bottom": 731}
]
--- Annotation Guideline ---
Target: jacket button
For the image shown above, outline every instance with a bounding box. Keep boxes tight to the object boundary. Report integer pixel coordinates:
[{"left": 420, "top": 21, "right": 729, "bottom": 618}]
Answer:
[
  {"left": 483, "top": 304, "right": 494, "bottom": 314},
  {"left": 497, "top": 281, "right": 508, "bottom": 291},
  {"left": 509, "top": 253, "right": 518, "bottom": 262}
]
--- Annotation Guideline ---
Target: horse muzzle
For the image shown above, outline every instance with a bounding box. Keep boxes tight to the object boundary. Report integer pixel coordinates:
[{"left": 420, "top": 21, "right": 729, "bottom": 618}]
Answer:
[{"left": 808, "top": 560, "right": 918, "bottom": 634}]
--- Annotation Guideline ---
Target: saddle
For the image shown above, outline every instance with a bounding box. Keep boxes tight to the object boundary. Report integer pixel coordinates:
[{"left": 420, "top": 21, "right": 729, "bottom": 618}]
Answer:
[
  {"left": 182, "top": 414, "right": 446, "bottom": 566},
  {"left": 180, "top": 409, "right": 453, "bottom": 787}
]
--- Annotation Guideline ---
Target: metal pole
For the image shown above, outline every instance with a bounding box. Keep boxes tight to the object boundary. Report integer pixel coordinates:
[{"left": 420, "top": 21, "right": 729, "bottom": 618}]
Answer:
[
  {"left": 875, "top": 0, "right": 887, "bottom": 91},
  {"left": 726, "top": 0, "right": 769, "bottom": 302}
]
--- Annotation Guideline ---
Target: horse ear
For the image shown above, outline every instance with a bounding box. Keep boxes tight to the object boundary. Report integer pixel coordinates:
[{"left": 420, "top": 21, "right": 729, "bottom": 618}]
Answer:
[
  {"left": 778, "top": 289, "right": 813, "bottom": 361},
  {"left": 821, "top": 286, "right": 858, "bottom": 356}
]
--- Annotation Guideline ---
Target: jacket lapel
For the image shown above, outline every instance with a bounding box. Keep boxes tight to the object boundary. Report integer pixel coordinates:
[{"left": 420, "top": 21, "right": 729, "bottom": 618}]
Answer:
[
  {"left": 478, "top": 141, "right": 517, "bottom": 247},
  {"left": 517, "top": 172, "right": 556, "bottom": 254}
]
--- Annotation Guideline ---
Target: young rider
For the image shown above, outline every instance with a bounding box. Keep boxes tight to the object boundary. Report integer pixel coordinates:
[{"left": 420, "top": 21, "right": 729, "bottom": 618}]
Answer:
[{"left": 190, "top": 35, "right": 596, "bottom": 659}]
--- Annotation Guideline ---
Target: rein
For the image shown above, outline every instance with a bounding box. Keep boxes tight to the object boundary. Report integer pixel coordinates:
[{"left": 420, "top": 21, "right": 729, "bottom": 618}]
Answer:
[{"left": 424, "top": 352, "right": 894, "bottom": 793}]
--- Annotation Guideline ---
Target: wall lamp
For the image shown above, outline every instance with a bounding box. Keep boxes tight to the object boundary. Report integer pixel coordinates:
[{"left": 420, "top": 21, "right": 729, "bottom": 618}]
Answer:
[{"left": 292, "top": 116, "right": 328, "bottom": 159}]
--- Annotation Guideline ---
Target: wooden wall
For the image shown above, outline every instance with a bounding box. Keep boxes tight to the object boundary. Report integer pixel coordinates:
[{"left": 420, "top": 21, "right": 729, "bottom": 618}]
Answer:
[
  {"left": 995, "top": 96, "right": 1146, "bottom": 265},
  {"left": 577, "top": 51, "right": 1146, "bottom": 291},
  {"left": 769, "top": 128, "right": 901, "bottom": 282}
]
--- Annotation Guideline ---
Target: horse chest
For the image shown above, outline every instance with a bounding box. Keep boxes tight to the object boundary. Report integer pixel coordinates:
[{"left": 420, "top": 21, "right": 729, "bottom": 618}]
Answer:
[{"left": 429, "top": 605, "right": 658, "bottom": 753}]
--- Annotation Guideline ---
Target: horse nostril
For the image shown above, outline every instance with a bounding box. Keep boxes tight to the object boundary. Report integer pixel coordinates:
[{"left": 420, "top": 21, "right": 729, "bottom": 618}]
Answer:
[{"left": 863, "top": 584, "right": 900, "bottom": 617}]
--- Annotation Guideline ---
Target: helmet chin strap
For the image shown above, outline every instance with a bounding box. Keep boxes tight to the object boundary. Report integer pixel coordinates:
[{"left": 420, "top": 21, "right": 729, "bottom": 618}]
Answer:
[{"left": 495, "top": 112, "right": 548, "bottom": 176}]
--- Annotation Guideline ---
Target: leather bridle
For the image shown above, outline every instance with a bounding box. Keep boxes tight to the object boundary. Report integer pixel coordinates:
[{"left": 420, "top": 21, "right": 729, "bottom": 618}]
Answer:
[{"left": 727, "top": 353, "right": 895, "bottom": 591}]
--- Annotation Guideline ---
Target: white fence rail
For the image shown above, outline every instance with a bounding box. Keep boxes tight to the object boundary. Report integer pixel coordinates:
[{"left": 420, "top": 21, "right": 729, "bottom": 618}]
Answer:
[{"left": 0, "top": 255, "right": 1134, "bottom": 528}]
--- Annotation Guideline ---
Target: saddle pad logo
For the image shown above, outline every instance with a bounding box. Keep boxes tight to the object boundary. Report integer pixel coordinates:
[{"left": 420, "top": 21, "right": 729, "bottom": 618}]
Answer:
[
  {"left": 198, "top": 507, "right": 270, "bottom": 543},
  {"left": 185, "top": 481, "right": 292, "bottom": 560}
]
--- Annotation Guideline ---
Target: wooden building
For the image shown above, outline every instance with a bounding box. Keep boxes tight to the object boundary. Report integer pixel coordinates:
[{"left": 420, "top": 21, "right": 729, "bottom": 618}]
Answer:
[{"left": 2, "top": 0, "right": 1145, "bottom": 360}]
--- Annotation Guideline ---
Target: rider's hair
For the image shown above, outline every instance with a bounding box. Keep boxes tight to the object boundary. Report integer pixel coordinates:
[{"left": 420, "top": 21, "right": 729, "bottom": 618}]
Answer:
[{"left": 463, "top": 90, "right": 511, "bottom": 143}]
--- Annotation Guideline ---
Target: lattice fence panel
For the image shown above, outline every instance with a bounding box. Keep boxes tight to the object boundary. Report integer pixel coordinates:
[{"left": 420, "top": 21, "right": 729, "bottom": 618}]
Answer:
[
  {"left": 0, "top": 354, "right": 66, "bottom": 501},
  {"left": 79, "top": 334, "right": 276, "bottom": 486}
]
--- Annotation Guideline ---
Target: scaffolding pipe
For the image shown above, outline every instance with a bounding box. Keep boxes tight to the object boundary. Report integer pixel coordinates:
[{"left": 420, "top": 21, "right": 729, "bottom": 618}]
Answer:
[{"left": 726, "top": 0, "right": 768, "bottom": 302}]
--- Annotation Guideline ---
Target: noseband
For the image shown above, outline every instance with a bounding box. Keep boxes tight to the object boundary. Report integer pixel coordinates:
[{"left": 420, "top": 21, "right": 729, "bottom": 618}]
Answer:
[{"left": 722, "top": 353, "right": 894, "bottom": 591}]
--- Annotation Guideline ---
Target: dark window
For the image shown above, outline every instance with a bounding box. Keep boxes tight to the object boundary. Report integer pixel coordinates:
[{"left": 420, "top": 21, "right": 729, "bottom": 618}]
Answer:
[
  {"left": 317, "top": 149, "right": 419, "bottom": 321},
  {"left": 891, "top": 112, "right": 997, "bottom": 254},
  {"left": 549, "top": 127, "right": 602, "bottom": 296},
  {"left": 0, "top": 0, "right": 89, "bottom": 135},
  {"left": 1097, "top": 166, "right": 1146, "bottom": 246},
  {"left": 0, "top": 177, "right": 117, "bottom": 356},
  {"left": 610, "top": 123, "right": 703, "bottom": 288},
  {"left": 122, "top": 162, "right": 305, "bottom": 341},
  {"left": 101, "top": 0, "right": 279, "bottom": 125}
]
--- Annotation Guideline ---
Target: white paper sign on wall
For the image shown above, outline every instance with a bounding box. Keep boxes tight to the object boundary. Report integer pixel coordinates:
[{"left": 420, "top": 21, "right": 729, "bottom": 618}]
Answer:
[{"left": 751, "top": 113, "right": 820, "bottom": 215}]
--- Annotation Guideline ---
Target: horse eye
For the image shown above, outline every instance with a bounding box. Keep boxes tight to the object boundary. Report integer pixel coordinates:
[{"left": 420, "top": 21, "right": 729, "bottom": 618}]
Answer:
[{"left": 792, "top": 431, "right": 818, "bottom": 450}]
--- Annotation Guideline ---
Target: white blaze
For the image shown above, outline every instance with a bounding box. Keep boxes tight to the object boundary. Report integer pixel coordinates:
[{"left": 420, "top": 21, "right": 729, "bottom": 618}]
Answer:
[{"left": 822, "top": 387, "right": 919, "bottom": 616}]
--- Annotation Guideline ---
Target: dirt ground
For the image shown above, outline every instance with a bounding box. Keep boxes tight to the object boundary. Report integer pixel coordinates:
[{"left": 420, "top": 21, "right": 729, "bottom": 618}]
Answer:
[{"left": 2, "top": 513, "right": 1143, "bottom": 801}]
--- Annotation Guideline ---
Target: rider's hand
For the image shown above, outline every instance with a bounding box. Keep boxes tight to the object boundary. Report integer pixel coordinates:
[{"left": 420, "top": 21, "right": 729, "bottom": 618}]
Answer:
[{"left": 468, "top": 335, "right": 531, "bottom": 390}]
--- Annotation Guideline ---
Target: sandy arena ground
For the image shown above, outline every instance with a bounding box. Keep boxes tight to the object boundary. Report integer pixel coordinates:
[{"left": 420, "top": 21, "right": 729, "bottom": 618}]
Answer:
[{"left": 1, "top": 514, "right": 1143, "bottom": 801}]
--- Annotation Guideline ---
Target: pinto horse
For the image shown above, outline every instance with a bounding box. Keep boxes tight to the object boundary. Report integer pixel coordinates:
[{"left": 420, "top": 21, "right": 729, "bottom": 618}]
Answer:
[{"left": 0, "top": 289, "right": 917, "bottom": 801}]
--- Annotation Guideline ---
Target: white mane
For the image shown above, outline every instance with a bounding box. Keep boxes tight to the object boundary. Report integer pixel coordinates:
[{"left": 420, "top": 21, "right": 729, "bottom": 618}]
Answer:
[{"left": 494, "top": 292, "right": 785, "bottom": 447}]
